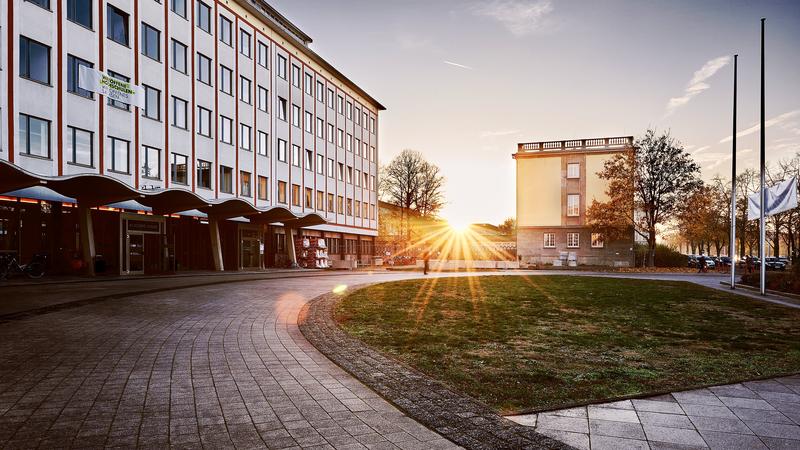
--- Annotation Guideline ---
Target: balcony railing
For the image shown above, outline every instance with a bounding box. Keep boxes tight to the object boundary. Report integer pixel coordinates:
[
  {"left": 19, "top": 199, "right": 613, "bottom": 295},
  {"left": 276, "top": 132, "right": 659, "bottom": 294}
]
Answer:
[{"left": 518, "top": 136, "right": 633, "bottom": 153}]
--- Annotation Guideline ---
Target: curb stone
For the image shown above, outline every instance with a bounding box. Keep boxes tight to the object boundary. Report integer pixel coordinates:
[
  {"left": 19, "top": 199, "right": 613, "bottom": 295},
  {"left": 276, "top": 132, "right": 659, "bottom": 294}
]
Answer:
[{"left": 298, "top": 288, "right": 577, "bottom": 450}]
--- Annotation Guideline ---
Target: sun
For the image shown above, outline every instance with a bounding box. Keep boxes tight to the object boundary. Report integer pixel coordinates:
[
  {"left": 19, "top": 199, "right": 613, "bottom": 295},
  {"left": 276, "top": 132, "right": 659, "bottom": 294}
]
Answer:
[{"left": 448, "top": 219, "right": 471, "bottom": 233}]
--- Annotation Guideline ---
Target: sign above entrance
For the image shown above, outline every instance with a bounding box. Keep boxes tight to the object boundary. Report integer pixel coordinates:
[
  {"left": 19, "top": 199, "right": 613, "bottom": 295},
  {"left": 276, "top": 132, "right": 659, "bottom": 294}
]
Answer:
[
  {"left": 127, "top": 220, "right": 161, "bottom": 234},
  {"left": 79, "top": 66, "right": 145, "bottom": 108}
]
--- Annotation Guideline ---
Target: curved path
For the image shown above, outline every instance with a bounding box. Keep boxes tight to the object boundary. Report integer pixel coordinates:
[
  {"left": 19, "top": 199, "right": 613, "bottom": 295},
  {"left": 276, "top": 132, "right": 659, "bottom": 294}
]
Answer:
[{"left": 0, "top": 270, "right": 789, "bottom": 449}]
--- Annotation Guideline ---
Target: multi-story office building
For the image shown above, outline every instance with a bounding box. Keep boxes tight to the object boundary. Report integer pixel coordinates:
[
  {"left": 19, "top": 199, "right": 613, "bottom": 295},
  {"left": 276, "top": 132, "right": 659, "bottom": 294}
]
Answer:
[
  {"left": 514, "top": 137, "right": 635, "bottom": 267},
  {"left": 0, "top": 0, "right": 383, "bottom": 274}
]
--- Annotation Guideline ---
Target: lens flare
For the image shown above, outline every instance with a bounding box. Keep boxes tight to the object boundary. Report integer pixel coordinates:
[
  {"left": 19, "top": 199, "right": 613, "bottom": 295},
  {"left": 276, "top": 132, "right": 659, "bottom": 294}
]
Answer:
[{"left": 332, "top": 284, "right": 348, "bottom": 294}]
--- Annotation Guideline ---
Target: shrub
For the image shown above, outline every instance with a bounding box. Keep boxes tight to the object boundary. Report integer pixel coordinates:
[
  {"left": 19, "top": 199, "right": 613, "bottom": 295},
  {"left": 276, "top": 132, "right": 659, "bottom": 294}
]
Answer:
[
  {"left": 741, "top": 271, "right": 800, "bottom": 295},
  {"left": 634, "top": 244, "right": 686, "bottom": 267}
]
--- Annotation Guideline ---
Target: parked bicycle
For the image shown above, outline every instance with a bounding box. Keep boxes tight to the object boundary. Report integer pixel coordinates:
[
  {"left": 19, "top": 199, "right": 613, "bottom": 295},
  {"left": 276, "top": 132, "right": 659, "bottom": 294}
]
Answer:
[{"left": 0, "top": 254, "right": 46, "bottom": 281}]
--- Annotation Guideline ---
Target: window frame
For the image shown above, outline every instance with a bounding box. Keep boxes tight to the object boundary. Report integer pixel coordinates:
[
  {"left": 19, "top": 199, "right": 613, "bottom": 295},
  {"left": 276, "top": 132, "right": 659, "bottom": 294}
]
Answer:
[
  {"left": 67, "top": 0, "right": 93, "bottom": 29},
  {"left": 567, "top": 193, "right": 580, "bottom": 217},
  {"left": 567, "top": 232, "right": 580, "bottom": 249},
  {"left": 170, "top": 153, "right": 189, "bottom": 185},
  {"left": 109, "top": 136, "right": 130, "bottom": 174},
  {"left": 66, "top": 125, "right": 93, "bottom": 167},
  {"left": 19, "top": 113, "right": 51, "bottom": 159},
  {"left": 171, "top": 39, "right": 188, "bottom": 74},
  {"left": 67, "top": 54, "right": 93, "bottom": 98},
  {"left": 591, "top": 233, "right": 605, "bottom": 248},
  {"left": 196, "top": 159, "right": 212, "bottom": 189},
  {"left": 106, "top": 4, "right": 130, "bottom": 46},
  {"left": 142, "top": 84, "right": 161, "bottom": 121},
  {"left": 543, "top": 232, "right": 556, "bottom": 249},
  {"left": 172, "top": 96, "right": 188, "bottom": 129},
  {"left": 196, "top": 0, "right": 211, "bottom": 34},
  {"left": 141, "top": 145, "right": 162, "bottom": 180},
  {"left": 141, "top": 22, "right": 161, "bottom": 61},
  {"left": 19, "top": 36, "right": 51, "bottom": 85}
]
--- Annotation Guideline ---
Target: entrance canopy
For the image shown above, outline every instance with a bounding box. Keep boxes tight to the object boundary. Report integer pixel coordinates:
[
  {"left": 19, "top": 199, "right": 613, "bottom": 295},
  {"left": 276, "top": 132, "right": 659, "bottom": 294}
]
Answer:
[{"left": 0, "top": 160, "right": 325, "bottom": 225}]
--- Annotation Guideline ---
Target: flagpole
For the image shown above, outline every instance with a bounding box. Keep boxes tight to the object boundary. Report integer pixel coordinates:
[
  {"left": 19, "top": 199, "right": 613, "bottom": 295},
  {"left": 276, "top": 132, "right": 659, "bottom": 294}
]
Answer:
[
  {"left": 759, "top": 18, "right": 767, "bottom": 295},
  {"left": 730, "top": 54, "right": 738, "bottom": 289}
]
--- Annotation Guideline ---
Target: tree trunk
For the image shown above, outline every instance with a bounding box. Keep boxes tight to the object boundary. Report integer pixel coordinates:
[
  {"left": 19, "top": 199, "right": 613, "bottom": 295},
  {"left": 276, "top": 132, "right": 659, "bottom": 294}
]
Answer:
[{"left": 647, "top": 230, "right": 657, "bottom": 267}]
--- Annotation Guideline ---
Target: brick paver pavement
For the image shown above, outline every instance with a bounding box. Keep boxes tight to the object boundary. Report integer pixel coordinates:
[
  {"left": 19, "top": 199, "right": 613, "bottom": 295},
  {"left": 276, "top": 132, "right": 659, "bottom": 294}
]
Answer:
[{"left": 0, "top": 273, "right": 463, "bottom": 449}]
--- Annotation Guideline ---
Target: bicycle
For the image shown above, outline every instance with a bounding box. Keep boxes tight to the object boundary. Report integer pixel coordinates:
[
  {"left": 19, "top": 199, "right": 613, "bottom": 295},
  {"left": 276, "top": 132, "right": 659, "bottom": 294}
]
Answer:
[{"left": 0, "top": 254, "right": 46, "bottom": 281}]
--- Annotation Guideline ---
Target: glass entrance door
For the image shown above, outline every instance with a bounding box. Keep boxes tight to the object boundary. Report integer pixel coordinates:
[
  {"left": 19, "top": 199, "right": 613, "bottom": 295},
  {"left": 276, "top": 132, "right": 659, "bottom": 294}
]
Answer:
[{"left": 128, "top": 233, "right": 145, "bottom": 274}]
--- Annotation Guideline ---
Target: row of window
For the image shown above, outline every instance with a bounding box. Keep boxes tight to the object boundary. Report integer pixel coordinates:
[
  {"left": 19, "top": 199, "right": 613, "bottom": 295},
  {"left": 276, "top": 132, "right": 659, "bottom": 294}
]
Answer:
[
  {"left": 29, "top": 0, "right": 377, "bottom": 131},
  {"left": 543, "top": 232, "right": 604, "bottom": 249}
]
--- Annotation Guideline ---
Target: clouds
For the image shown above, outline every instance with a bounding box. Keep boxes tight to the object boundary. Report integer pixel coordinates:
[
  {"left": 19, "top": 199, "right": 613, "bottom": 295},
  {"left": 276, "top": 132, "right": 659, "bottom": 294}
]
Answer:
[
  {"left": 665, "top": 56, "right": 731, "bottom": 116},
  {"left": 719, "top": 109, "right": 800, "bottom": 143},
  {"left": 471, "top": 0, "right": 554, "bottom": 37}
]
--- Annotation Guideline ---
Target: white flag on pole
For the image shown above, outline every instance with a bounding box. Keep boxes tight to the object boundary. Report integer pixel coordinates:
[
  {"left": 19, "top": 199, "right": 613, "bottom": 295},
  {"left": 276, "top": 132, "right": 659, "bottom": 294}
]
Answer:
[
  {"left": 748, "top": 177, "right": 798, "bottom": 220},
  {"left": 78, "top": 65, "right": 145, "bottom": 108}
]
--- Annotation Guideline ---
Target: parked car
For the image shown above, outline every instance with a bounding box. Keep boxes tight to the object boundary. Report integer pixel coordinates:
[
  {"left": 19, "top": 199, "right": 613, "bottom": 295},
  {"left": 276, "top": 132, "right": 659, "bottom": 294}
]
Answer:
[
  {"left": 688, "top": 255, "right": 715, "bottom": 270},
  {"left": 718, "top": 257, "right": 732, "bottom": 268},
  {"left": 765, "top": 257, "right": 787, "bottom": 271}
]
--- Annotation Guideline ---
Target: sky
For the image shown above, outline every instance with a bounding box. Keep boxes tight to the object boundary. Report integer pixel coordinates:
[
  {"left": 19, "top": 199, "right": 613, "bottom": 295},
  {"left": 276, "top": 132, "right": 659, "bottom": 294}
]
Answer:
[{"left": 270, "top": 0, "right": 800, "bottom": 225}]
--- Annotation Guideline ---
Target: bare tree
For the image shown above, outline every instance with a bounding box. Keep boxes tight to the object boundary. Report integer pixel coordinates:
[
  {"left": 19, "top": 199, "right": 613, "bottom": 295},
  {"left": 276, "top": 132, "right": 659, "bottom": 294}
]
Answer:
[{"left": 587, "top": 129, "right": 702, "bottom": 267}]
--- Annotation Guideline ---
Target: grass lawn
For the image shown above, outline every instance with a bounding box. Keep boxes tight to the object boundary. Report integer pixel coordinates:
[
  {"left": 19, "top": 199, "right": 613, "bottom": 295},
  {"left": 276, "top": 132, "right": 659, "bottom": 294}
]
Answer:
[{"left": 334, "top": 275, "right": 800, "bottom": 414}]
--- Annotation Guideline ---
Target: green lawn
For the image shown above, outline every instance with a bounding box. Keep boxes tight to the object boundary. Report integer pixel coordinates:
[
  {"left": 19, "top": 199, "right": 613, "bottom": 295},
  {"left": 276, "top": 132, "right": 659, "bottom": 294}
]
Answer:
[{"left": 334, "top": 275, "right": 800, "bottom": 414}]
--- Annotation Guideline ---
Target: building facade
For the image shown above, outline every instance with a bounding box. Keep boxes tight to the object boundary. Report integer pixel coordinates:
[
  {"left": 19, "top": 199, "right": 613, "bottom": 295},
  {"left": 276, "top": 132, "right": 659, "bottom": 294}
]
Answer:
[
  {"left": 0, "top": 0, "right": 382, "bottom": 275},
  {"left": 514, "top": 137, "right": 635, "bottom": 267}
]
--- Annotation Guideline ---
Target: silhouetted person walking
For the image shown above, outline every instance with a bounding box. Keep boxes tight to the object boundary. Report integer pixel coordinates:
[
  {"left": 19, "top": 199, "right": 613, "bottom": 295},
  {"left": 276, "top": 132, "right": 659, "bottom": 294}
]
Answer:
[{"left": 423, "top": 251, "right": 430, "bottom": 275}]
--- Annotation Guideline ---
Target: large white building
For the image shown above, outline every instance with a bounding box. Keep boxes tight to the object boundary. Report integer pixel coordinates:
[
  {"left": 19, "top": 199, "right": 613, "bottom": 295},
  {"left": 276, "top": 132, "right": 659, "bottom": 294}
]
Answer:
[{"left": 0, "top": 0, "right": 383, "bottom": 274}]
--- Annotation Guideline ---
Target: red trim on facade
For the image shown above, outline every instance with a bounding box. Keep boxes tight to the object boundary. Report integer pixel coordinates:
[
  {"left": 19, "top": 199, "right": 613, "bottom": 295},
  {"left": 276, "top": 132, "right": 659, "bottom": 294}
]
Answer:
[
  {"left": 190, "top": 0, "right": 196, "bottom": 190},
  {"left": 57, "top": 0, "right": 64, "bottom": 175},
  {"left": 134, "top": 0, "right": 140, "bottom": 188},
  {"left": 7, "top": 0, "right": 14, "bottom": 163},
  {"left": 234, "top": 17, "right": 239, "bottom": 197},
  {"left": 163, "top": 0, "right": 170, "bottom": 188},
  {"left": 252, "top": 31, "right": 257, "bottom": 206},
  {"left": 213, "top": 1, "right": 219, "bottom": 198}
]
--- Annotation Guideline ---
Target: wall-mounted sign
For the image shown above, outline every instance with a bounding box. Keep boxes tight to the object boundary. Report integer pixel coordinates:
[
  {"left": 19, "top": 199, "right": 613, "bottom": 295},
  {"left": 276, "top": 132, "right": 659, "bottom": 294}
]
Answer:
[
  {"left": 127, "top": 220, "right": 161, "bottom": 234},
  {"left": 79, "top": 66, "right": 145, "bottom": 108}
]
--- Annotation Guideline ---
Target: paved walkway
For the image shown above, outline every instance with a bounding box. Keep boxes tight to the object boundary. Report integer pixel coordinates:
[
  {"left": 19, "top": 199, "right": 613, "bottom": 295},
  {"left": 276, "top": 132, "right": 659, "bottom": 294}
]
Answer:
[{"left": 508, "top": 376, "right": 800, "bottom": 450}]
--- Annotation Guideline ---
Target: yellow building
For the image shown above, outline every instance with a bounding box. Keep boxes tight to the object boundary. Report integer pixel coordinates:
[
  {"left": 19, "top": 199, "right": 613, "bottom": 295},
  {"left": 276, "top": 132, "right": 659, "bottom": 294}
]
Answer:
[{"left": 513, "top": 137, "right": 635, "bottom": 267}]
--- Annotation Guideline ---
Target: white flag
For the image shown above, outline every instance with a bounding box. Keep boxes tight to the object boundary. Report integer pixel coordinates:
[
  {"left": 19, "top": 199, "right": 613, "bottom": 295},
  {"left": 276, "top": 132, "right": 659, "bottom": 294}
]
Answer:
[
  {"left": 78, "top": 66, "right": 145, "bottom": 108},
  {"left": 748, "top": 177, "right": 798, "bottom": 220}
]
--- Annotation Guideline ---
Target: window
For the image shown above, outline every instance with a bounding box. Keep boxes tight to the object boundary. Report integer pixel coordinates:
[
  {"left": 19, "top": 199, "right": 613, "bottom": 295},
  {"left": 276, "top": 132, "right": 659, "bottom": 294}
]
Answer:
[
  {"left": 240, "top": 30, "right": 251, "bottom": 57},
  {"left": 171, "top": 153, "right": 188, "bottom": 185},
  {"left": 240, "top": 124, "right": 251, "bottom": 150},
  {"left": 327, "top": 124, "right": 334, "bottom": 143},
  {"left": 240, "top": 76, "right": 251, "bottom": 103},
  {"left": 220, "top": 65, "right": 232, "bottom": 94},
  {"left": 277, "top": 181, "right": 287, "bottom": 203},
  {"left": 305, "top": 149, "right": 313, "bottom": 169},
  {"left": 591, "top": 232, "right": 605, "bottom": 248},
  {"left": 67, "top": 126, "right": 92, "bottom": 166},
  {"left": 257, "top": 131, "right": 268, "bottom": 156},
  {"left": 543, "top": 233, "right": 555, "bottom": 248},
  {"left": 107, "top": 71, "right": 130, "bottom": 110},
  {"left": 277, "top": 97, "right": 287, "bottom": 121},
  {"left": 304, "top": 73, "right": 313, "bottom": 95},
  {"left": 337, "top": 163, "right": 344, "bottom": 181},
  {"left": 370, "top": 175, "right": 376, "bottom": 190},
  {"left": 316, "top": 81, "right": 324, "bottom": 101},
  {"left": 107, "top": 5, "right": 129, "bottom": 46},
  {"left": 219, "top": 16, "right": 232, "bottom": 46},
  {"left": 336, "top": 129, "right": 344, "bottom": 147},
  {"left": 277, "top": 139, "right": 287, "bottom": 162},
  {"left": 355, "top": 169, "right": 361, "bottom": 186},
  {"left": 196, "top": 1, "right": 211, "bottom": 33},
  {"left": 170, "top": 0, "right": 186, "bottom": 18},
  {"left": 346, "top": 166, "right": 353, "bottom": 184},
  {"left": 370, "top": 146, "right": 376, "bottom": 162},
  {"left": 142, "top": 146, "right": 161, "bottom": 179},
  {"left": 257, "top": 41, "right": 268, "bottom": 68},
  {"left": 172, "top": 40, "right": 187, "bottom": 74},
  {"left": 143, "top": 85, "right": 160, "bottom": 120},
  {"left": 355, "top": 138, "right": 361, "bottom": 156},
  {"left": 197, "top": 106, "right": 212, "bottom": 137},
  {"left": 291, "top": 104, "right": 300, "bottom": 127},
  {"left": 316, "top": 191, "right": 324, "bottom": 211},
  {"left": 27, "top": 0, "right": 50, "bottom": 11},
  {"left": 172, "top": 97, "right": 188, "bottom": 129},
  {"left": 346, "top": 198, "right": 353, "bottom": 216},
  {"left": 370, "top": 117, "right": 376, "bottom": 133},
  {"left": 20, "top": 37, "right": 51, "bottom": 84},
  {"left": 291, "top": 184, "right": 300, "bottom": 207},
  {"left": 316, "top": 154, "right": 324, "bottom": 174},
  {"left": 316, "top": 118, "right": 324, "bottom": 138},
  {"left": 346, "top": 101, "right": 352, "bottom": 119},
  {"left": 305, "top": 188, "right": 313, "bottom": 208},
  {"left": 337, "top": 95, "right": 343, "bottom": 114},
  {"left": 240, "top": 171, "right": 251, "bottom": 197},
  {"left": 291, "top": 145, "right": 300, "bottom": 167},
  {"left": 355, "top": 108, "right": 361, "bottom": 125},
  {"left": 355, "top": 200, "right": 361, "bottom": 217},
  {"left": 327, "top": 158, "right": 334, "bottom": 177},
  {"left": 197, "top": 160, "right": 212, "bottom": 188},
  {"left": 363, "top": 172, "right": 368, "bottom": 188},
  {"left": 567, "top": 194, "right": 580, "bottom": 217},
  {"left": 68, "top": 0, "right": 92, "bottom": 28},
  {"left": 567, "top": 163, "right": 580, "bottom": 179},
  {"left": 337, "top": 196, "right": 344, "bottom": 214},
  {"left": 291, "top": 65, "right": 301, "bottom": 88},
  {"left": 67, "top": 55, "right": 93, "bottom": 98},
  {"left": 141, "top": 23, "right": 160, "bottom": 61},
  {"left": 219, "top": 166, "right": 233, "bottom": 193},
  {"left": 327, "top": 193, "right": 334, "bottom": 212},
  {"left": 219, "top": 116, "right": 232, "bottom": 144},
  {"left": 109, "top": 137, "right": 129, "bottom": 173},
  {"left": 197, "top": 53, "right": 211, "bottom": 84},
  {"left": 277, "top": 55, "right": 287, "bottom": 79},
  {"left": 362, "top": 142, "right": 368, "bottom": 158},
  {"left": 363, "top": 111, "right": 369, "bottom": 127},
  {"left": 567, "top": 232, "right": 580, "bottom": 248},
  {"left": 304, "top": 111, "right": 312, "bottom": 133},
  {"left": 364, "top": 203, "right": 369, "bottom": 219},
  {"left": 346, "top": 133, "right": 352, "bottom": 152},
  {"left": 327, "top": 89, "right": 334, "bottom": 109},
  {"left": 19, "top": 114, "right": 51, "bottom": 158},
  {"left": 258, "top": 176, "right": 268, "bottom": 200},
  {"left": 257, "top": 86, "right": 268, "bottom": 112}
]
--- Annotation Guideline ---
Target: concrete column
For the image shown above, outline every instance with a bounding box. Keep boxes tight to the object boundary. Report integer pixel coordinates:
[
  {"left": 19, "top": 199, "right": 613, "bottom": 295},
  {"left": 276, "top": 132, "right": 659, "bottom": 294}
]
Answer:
[
  {"left": 209, "top": 216, "right": 224, "bottom": 271},
  {"left": 77, "top": 205, "right": 96, "bottom": 276},
  {"left": 286, "top": 227, "right": 298, "bottom": 268}
]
